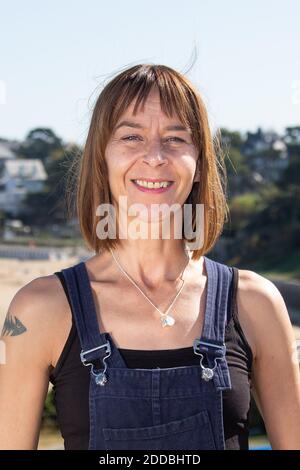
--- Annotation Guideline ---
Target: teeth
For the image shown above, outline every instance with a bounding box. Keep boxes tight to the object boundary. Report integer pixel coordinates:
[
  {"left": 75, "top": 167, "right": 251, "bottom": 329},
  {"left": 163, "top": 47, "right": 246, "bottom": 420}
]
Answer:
[{"left": 134, "top": 180, "right": 172, "bottom": 189}]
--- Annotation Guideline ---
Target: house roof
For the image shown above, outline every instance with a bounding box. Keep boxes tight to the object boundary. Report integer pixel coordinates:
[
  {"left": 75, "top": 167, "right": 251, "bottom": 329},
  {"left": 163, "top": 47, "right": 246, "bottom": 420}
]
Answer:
[
  {"left": 3, "top": 159, "right": 47, "bottom": 180},
  {"left": 0, "top": 142, "right": 15, "bottom": 159}
]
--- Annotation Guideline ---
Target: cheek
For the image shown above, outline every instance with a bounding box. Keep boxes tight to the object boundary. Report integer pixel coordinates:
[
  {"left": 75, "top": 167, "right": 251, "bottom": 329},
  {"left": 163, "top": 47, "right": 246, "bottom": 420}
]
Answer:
[
  {"left": 105, "top": 147, "right": 129, "bottom": 175},
  {"left": 176, "top": 154, "right": 198, "bottom": 179},
  {"left": 105, "top": 151, "right": 134, "bottom": 195}
]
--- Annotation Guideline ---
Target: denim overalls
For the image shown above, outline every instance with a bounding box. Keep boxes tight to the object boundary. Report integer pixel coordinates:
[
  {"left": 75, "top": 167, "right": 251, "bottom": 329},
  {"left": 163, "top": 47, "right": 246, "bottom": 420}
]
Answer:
[{"left": 61, "top": 255, "right": 233, "bottom": 450}]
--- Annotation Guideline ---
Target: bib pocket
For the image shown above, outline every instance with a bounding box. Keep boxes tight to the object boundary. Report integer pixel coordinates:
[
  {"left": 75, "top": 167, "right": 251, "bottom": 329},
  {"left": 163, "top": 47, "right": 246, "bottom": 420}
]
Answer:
[{"left": 102, "top": 409, "right": 216, "bottom": 450}]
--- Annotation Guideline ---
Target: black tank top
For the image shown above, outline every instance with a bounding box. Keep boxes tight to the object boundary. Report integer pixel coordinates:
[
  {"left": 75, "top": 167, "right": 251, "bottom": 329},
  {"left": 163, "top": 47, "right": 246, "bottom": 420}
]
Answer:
[{"left": 49, "top": 266, "right": 253, "bottom": 450}]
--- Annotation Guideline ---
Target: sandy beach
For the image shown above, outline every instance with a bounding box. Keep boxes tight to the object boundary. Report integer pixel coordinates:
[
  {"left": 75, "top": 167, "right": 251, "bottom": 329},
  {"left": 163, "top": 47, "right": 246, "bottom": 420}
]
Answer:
[{"left": 0, "top": 257, "right": 81, "bottom": 326}]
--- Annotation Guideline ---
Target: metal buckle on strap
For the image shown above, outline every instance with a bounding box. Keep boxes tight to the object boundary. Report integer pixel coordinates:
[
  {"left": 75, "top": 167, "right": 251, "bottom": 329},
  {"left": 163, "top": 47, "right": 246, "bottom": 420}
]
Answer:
[
  {"left": 193, "top": 339, "right": 226, "bottom": 382},
  {"left": 80, "top": 341, "right": 111, "bottom": 366},
  {"left": 80, "top": 341, "right": 112, "bottom": 387},
  {"left": 193, "top": 339, "right": 226, "bottom": 357}
]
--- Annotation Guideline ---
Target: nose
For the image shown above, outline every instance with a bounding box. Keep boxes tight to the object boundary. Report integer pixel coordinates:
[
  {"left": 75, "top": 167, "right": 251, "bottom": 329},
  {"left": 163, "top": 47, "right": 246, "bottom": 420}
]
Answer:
[{"left": 142, "top": 139, "right": 168, "bottom": 167}]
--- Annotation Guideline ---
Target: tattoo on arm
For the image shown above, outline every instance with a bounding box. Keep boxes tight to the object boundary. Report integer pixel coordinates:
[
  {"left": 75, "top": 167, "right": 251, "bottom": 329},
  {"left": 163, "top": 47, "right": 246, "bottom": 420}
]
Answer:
[{"left": 1, "top": 312, "right": 27, "bottom": 337}]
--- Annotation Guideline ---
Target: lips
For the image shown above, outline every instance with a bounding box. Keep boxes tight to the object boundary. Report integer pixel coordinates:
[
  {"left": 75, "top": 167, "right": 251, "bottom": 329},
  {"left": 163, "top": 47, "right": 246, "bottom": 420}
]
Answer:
[
  {"left": 131, "top": 180, "right": 174, "bottom": 193},
  {"left": 130, "top": 178, "right": 174, "bottom": 183}
]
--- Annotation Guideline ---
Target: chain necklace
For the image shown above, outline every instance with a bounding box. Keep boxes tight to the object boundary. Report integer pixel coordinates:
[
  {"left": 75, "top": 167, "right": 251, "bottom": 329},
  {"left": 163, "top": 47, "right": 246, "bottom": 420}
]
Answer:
[{"left": 108, "top": 246, "right": 191, "bottom": 328}]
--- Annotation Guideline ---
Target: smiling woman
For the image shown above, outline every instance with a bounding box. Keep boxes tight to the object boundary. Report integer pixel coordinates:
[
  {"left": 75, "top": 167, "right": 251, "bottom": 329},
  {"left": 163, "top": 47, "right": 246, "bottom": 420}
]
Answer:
[
  {"left": 72, "top": 63, "right": 228, "bottom": 256},
  {"left": 0, "top": 63, "right": 300, "bottom": 451}
]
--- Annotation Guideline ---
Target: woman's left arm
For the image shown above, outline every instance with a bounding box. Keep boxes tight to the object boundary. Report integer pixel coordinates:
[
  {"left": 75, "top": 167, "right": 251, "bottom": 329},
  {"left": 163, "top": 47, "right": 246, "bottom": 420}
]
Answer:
[{"left": 237, "top": 270, "right": 300, "bottom": 450}]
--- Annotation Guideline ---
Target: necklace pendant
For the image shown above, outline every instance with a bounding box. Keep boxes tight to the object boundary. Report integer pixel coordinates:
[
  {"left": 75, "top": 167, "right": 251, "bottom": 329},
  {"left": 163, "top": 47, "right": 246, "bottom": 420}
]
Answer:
[{"left": 161, "top": 315, "right": 176, "bottom": 328}]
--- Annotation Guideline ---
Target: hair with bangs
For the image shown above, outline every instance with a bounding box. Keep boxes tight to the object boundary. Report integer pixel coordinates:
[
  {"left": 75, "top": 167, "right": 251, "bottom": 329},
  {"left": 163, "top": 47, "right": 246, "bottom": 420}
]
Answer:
[{"left": 67, "top": 63, "right": 228, "bottom": 259}]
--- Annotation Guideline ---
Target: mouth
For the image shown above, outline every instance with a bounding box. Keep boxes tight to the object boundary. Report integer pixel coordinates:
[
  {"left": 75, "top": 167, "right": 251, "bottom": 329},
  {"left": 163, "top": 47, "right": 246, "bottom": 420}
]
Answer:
[{"left": 130, "top": 179, "right": 174, "bottom": 193}]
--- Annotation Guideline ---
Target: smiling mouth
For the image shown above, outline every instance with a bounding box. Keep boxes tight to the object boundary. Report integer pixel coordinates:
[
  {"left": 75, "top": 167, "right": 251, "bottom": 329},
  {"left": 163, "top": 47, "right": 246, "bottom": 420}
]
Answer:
[
  {"left": 130, "top": 179, "right": 174, "bottom": 192},
  {"left": 130, "top": 179, "right": 174, "bottom": 188}
]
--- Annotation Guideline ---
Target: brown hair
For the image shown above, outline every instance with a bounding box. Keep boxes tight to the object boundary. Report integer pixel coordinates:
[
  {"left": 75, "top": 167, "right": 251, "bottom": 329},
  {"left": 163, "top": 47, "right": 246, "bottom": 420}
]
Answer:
[{"left": 67, "top": 63, "right": 229, "bottom": 260}]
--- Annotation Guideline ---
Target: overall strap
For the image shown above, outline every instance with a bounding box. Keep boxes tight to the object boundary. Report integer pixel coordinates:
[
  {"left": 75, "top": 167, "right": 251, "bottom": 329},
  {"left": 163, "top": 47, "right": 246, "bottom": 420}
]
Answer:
[
  {"left": 60, "top": 262, "right": 112, "bottom": 367},
  {"left": 193, "top": 256, "right": 233, "bottom": 391}
]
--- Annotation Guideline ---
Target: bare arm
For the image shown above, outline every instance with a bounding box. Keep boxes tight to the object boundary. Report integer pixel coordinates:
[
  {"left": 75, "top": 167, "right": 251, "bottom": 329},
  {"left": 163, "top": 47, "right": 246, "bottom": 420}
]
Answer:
[
  {"left": 238, "top": 270, "right": 300, "bottom": 449},
  {"left": 0, "top": 278, "right": 55, "bottom": 449}
]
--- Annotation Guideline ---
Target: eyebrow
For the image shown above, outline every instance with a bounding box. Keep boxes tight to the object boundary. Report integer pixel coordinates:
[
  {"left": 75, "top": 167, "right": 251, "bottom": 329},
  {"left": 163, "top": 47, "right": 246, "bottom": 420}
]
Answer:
[{"left": 114, "top": 120, "right": 191, "bottom": 132}]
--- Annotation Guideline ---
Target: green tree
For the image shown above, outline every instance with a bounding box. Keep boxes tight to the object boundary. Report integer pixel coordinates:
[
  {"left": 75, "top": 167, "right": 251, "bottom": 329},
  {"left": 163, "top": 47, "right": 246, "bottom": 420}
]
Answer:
[{"left": 16, "top": 128, "right": 63, "bottom": 164}]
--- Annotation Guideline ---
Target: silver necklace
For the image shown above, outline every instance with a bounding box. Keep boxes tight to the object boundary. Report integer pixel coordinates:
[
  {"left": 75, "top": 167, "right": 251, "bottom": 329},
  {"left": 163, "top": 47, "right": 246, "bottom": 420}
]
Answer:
[{"left": 108, "top": 247, "right": 191, "bottom": 328}]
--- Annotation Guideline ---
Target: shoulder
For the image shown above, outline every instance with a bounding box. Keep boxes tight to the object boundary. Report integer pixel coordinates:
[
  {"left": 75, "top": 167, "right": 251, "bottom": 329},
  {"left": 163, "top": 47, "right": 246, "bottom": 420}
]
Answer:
[
  {"left": 235, "top": 268, "right": 293, "bottom": 362},
  {"left": 8, "top": 273, "right": 69, "bottom": 320},
  {"left": 2, "top": 273, "right": 72, "bottom": 368},
  {"left": 236, "top": 268, "right": 283, "bottom": 305}
]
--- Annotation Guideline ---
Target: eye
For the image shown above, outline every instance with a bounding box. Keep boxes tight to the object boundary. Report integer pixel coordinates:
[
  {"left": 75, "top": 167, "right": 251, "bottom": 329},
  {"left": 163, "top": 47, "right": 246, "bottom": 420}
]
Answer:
[
  {"left": 165, "top": 137, "right": 185, "bottom": 143},
  {"left": 121, "top": 135, "right": 186, "bottom": 143},
  {"left": 121, "top": 135, "right": 142, "bottom": 142}
]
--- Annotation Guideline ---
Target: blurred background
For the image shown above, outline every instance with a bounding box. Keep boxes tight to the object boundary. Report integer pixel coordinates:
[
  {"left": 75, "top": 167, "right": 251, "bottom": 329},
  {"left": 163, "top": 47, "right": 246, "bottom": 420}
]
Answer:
[{"left": 0, "top": 0, "right": 300, "bottom": 450}]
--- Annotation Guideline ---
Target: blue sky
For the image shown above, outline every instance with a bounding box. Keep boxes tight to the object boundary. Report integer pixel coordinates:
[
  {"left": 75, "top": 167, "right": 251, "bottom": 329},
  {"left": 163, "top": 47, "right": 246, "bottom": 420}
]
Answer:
[{"left": 1, "top": 0, "right": 299, "bottom": 146}]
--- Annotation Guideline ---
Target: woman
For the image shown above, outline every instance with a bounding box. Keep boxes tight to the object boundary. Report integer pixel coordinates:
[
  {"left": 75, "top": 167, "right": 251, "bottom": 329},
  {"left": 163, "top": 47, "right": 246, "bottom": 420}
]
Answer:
[{"left": 0, "top": 64, "right": 299, "bottom": 450}]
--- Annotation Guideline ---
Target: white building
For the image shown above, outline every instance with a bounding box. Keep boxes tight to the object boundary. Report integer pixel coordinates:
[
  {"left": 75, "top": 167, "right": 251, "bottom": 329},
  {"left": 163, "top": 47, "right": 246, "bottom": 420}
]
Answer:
[
  {"left": 0, "top": 158, "right": 47, "bottom": 216},
  {"left": 0, "top": 141, "right": 15, "bottom": 160}
]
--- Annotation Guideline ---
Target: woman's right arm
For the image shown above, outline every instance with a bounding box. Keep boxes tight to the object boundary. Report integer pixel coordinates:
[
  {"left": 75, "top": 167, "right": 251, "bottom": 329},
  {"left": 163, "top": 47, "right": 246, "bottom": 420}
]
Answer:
[{"left": 0, "top": 277, "right": 56, "bottom": 449}]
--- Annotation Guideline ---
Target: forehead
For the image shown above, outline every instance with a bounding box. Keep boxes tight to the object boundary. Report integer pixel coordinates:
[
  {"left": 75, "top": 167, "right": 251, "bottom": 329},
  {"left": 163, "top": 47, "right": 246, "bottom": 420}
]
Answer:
[
  {"left": 119, "top": 88, "right": 179, "bottom": 122},
  {"left": 114, "top": 88, "right": 192, "bottom": 134}
]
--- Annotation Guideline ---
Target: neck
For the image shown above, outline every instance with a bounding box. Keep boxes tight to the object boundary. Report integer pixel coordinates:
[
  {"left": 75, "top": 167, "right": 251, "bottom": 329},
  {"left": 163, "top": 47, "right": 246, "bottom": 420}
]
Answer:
[{"left": 109, "top": 239, "right": 191, "bottom": 290}]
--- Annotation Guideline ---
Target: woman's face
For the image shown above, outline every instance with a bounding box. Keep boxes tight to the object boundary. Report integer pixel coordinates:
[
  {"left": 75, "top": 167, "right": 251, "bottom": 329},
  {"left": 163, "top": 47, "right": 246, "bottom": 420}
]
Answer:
[{"left": 105, "top": 87, "right": 199, "bottom": 223}]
